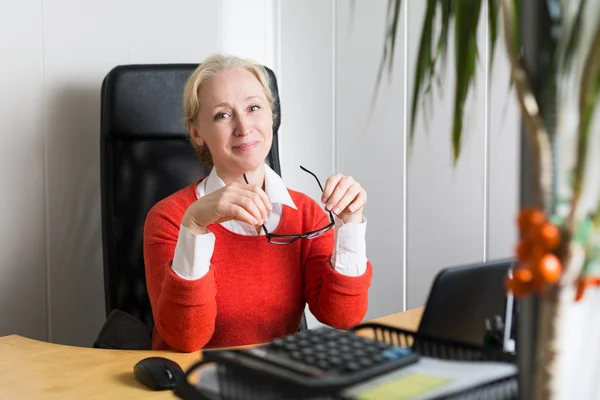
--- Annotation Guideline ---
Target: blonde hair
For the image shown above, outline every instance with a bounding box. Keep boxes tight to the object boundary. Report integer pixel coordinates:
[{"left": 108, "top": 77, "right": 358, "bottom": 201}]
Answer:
[{"left": 183, "top": 54, "right": 275, "bottom": 166}]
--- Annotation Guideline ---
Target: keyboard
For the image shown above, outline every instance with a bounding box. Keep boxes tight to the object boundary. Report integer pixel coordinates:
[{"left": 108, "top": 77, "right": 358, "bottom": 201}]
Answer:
[{"left": 203, "top": 327, "right": 420, "bottom": 391}]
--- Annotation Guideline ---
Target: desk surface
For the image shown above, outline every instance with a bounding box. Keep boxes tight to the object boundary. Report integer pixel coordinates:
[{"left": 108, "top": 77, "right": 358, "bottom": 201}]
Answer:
[{"left": 0, "top": 307, "right": 423, "bottom": 399}]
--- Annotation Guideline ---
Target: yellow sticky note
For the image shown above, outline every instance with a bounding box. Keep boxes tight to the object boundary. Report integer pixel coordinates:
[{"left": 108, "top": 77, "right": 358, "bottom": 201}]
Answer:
[{"left": 357, "top": 373, "right": 450, "bottom": 400}]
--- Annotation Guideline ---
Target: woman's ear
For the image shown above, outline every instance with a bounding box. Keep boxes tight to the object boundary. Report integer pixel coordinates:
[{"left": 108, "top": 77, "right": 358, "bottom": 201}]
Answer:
[{"left": 189, "top": 124, "right": 205, "bottom": 146}]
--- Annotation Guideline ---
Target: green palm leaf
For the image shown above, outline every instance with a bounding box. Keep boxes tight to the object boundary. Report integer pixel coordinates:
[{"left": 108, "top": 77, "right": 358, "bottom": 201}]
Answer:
[
  {"left": 377, "top": 0, "right": 491, "bottom": 161},
  {"left": 408, "top": 0, "right": 436, "bottom": 145},
  {"left": 488, "top": 0, "right": 499, "bottom": 70},
  {"left": 429, "top": 0, "right": 453, "bottom": 90},
  {"left": 374, "top": 0, "right": 403, "bottom": 104},
  {"left": 452, "top": 0, "right": 482, "bottom": 161}
]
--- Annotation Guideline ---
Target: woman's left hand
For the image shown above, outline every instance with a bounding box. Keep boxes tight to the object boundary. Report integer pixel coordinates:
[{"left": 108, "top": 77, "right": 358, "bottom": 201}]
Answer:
[{"left": 321, "top": 174, "right": 367, "bottom": 223}]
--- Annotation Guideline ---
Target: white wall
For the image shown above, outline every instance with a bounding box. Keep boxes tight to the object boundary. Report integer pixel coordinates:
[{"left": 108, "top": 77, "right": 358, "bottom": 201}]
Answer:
[
  {"left": 334, "top": 0, "right": 406, "bottom": 320},
  {"left": 0, "top": 1, "right": 47, "bottom": 342},
  {"left": 0, "top": 0, "right": 519, "bottom": 345}
]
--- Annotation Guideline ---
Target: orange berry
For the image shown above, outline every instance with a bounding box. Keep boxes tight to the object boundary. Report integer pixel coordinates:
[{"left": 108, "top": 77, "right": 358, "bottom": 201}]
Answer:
[
  {"left": 515, "top": 238, "right": 544, "bottom": 262},
  {"left": 538, "top": 223, "right": 560, "bottom": 251},
  {"left": 517, "top": 208, "right": 546, "bottom": 235},
  {"left": 505, "top": 268, "right": 533, "bottom": 297},
  {"left": 515, "top": 241, "right": 529, "bottom": 261},
  {"left": 536, "top": 254, "right": 562, "bottom": 283},
  {"left": 514, "top": 267, "right": 534, "bottom": 286}
]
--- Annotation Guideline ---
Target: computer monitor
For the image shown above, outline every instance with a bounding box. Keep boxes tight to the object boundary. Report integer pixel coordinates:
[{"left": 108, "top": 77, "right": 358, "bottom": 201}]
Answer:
[{"left": 417, "top": 258, "right": 515, "bottom": 347}]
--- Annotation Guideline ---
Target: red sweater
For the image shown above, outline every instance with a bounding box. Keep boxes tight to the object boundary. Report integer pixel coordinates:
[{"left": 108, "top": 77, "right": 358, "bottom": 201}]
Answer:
[{"left": 143, "top": 180, "right": 373, "bottom": 352}]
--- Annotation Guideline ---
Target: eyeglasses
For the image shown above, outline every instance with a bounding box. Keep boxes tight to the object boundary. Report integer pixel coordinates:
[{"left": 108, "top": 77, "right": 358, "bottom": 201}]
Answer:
[{"left": 243, "top": 166, "right": 335, "bottom": 244}]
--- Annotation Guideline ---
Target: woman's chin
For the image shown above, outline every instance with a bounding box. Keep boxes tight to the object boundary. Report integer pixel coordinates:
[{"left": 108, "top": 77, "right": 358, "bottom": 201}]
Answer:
[{"left": 230, "top": 156, "right": 266, "bottom": 174}]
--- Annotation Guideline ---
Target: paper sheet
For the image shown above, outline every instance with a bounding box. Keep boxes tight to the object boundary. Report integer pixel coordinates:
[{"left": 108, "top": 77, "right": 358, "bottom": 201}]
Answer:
[{"left": 356, "top": 373, "right": 450, "bottom": 400}]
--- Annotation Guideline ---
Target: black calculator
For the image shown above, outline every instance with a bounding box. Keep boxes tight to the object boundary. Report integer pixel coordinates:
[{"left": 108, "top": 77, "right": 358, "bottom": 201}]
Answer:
[{"left": 203, "top": 327, "right": 420, "bottom": 391}]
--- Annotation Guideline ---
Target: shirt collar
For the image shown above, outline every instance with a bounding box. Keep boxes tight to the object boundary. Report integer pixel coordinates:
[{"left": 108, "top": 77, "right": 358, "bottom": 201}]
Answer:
[{"left": 201, "top": 164, "right": 297, "bottom": 210}]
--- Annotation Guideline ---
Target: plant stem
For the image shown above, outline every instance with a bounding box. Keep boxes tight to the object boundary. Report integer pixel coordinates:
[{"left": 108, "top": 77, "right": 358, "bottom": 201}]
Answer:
[
  {"left": 501, "top": 1, "right": 556, "bottom": 399},
  {"left": 500, "top": 0, "right": 553, "bottom": 213}
]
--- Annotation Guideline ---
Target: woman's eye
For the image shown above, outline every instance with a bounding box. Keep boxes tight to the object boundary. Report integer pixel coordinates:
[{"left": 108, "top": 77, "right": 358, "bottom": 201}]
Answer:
[
  {"left": 214, "top": 112, "right": 230, "bottom": 120},
  {"left": 249, "top": 105, "right": 260, "bottom": 112}
]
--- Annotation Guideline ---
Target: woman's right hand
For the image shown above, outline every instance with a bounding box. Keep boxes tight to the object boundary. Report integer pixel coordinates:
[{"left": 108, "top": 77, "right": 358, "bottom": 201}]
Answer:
[{"left": 182, "top": 183, "right": 272, "bottom": 234}]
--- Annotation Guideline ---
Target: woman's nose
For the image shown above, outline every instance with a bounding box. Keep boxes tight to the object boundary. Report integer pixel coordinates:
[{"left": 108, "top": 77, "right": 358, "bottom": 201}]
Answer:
[{"left": 234, "top": 114, "right": 252, "bottom": 136}]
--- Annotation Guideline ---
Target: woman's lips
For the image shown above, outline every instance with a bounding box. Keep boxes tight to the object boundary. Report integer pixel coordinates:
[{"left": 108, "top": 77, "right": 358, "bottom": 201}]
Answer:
[{"left": 233, "top": 141, "right": 259, "bottom": 151}]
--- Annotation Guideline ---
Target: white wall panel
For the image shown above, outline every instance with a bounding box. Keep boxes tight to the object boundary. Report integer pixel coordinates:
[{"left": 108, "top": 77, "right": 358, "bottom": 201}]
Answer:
[
  {"left": 488, "top": 30, "right": 520, "bottom": 261},
  {"left": 335, "top": 0, "right": 406, "bottom": 319},
  {"left": 42, "top": 0, "right": 130, "bottom": 345},
  {"left": 127, "top": 0, "right": 222, "bottom": 64},
  {"left": 406, "top": 0, "right": 487, "bottom": 309},
  {"left": 0, "top": 0, "right": 47, "bottom": 341}
]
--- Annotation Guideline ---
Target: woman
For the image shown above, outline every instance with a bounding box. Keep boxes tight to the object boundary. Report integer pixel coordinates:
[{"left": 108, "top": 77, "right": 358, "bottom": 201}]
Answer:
[{"left": 143, "top": 54, "right": 373, "bottom": 352}]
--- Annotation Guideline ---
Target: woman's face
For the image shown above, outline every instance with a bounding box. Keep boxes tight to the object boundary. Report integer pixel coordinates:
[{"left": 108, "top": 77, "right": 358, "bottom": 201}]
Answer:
[{"left": 190, "top": 67, "right": 273, "bottom": 176}]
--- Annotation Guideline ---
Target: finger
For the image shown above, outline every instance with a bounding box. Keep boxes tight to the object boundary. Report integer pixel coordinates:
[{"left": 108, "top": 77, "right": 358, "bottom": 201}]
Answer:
[
  {"left": 331, "top": 184, "right": 362, "bottom": 215},
  {"left": 256, "top": 186, "right": 272, "bottom": 211},
  {"left": 219, "top": 192, "right": 263, "bottom": 225},
  {"left": 240, "top": 186, "right": 269, "bottom": 223},
  {"left": 321, "top": 174, "right": 343, "bottom": 203},
  {"left": 325, "top": 176, "right": 354, "bottom": 211},
  {"left": 236, "top": 196, "right": 265, "bottom": 225},
  {"left": 229, "top": 204, "right": 261, "bottom": 226},
  {"left": 345, "top": 190, "right": 367, "bottom": 214},
  {"left": 246, "top": 184, "right": 272, "bottom": 216}
]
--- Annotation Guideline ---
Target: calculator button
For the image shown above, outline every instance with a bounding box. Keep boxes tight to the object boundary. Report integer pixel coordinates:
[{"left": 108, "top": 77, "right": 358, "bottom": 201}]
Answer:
[
  {"left": 304, "top": 356, "right": 317, "bottom": 365},
  {"left": 301, "top": 347, "right": 315, "bottom": 356},
  {"left": 360, "top": 358, "right": 373, "bottom": 368},
  {"left": 329, "top": 356, "right": 342, "bottom": 366},
  {"left": 345, "top": 362, "right": 361, "bottom": 372},
  {"left": 339, "top": 345, "right": 352, "bottom": 353},
  {"left": 325, "top": 331, "right": 341, "bottom": 340},
  {"left": 372, "top": 354, "right": 387, "bottom": 364},
  {"left": 284, "top": 343, "right": 299, "bottom": 352},
  {"left": 314, "top": 344, "right": 326, "bottom": 352},
  {"left": 354, "top": 349, "right": 367, "bottom": 358}
]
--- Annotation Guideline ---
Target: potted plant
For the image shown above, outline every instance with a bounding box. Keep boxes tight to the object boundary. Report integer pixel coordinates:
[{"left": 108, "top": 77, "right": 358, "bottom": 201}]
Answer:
[{"left": 377, "top": 0, "right": 600, "bottom": 398}]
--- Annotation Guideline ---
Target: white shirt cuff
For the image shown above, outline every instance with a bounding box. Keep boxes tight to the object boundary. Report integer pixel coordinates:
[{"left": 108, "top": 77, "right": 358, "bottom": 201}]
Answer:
[
  {"left": 171, "top": 224, "right": 215, "bottom": 280},
  {"left": 331, "top": 215, "right": 368, "bottom": 276}
]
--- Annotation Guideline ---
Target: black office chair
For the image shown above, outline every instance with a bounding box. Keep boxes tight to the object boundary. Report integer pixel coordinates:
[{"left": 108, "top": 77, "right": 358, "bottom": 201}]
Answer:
[{"left": 96, "top": 63, "right": 306, "bottom": 350}]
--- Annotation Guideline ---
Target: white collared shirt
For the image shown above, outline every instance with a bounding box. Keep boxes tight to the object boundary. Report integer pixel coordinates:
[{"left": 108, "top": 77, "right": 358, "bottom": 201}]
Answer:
[{"left": 171, "top": 164, "right": 368, "bottom": 280}]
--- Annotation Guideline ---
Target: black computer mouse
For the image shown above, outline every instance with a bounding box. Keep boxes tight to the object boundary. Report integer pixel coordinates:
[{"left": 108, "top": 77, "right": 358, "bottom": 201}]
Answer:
[{"left": 133, "top": 356, "right": 185, "bottom": 391}]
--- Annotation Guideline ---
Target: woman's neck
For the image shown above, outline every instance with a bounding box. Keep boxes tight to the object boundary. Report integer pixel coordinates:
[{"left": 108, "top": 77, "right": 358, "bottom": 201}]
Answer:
[{"left": 215, "top": 163, "right": 266, "bottom": 189}]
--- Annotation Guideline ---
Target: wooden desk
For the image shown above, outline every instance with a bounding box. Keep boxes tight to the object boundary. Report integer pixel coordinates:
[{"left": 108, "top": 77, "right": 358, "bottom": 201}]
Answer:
[{"left": 0, "top": 308, "right": 423, "bottom": 399}]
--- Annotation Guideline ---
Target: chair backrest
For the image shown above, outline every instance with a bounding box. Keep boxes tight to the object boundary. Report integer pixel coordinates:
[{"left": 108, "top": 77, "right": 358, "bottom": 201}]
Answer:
[
  {"left": 417, "top": 258, "right": 514, "bottom": 346},
  {"left": 100, "top": 64, "right": 282, "bottom": 330}
]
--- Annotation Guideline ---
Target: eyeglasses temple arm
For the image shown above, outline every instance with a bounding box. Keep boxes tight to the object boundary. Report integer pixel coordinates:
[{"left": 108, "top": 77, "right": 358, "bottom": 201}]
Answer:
[{"left": 299, "top": 165, "right": 325, "bottom": 192}]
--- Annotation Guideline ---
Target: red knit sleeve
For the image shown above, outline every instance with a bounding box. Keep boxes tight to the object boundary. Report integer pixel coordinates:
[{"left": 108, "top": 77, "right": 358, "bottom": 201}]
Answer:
[
  {"left": 143, "top": 200, "right": 217, "bottom": 352},
  {"left": 302, "top": 206, "right": 372, "bottom": 329}
]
